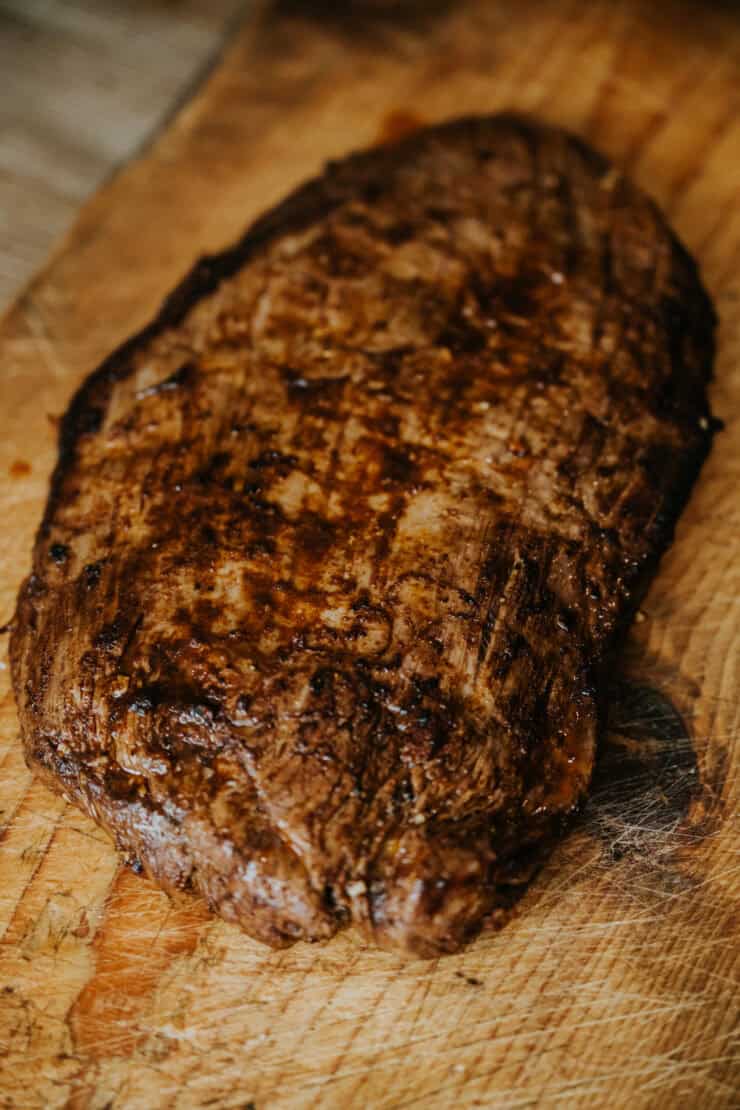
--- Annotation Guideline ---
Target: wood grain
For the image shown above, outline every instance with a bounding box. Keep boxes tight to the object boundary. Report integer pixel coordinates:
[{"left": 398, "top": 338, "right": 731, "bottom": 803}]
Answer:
[
  {"left": 0, "top": 1, "right": 738, "bottom": 1106},
  {"left": 0, "top": 0, "right": 246, "bottom": 310}
]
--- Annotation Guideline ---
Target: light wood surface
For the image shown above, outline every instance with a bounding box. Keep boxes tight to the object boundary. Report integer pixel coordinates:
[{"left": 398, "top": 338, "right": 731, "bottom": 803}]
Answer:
[
  {"left": 1, "top": 1, "right": 739, "bottom": 1106},
  {"left": 0, "top": 0, "right": 246, "bottom": 310}
]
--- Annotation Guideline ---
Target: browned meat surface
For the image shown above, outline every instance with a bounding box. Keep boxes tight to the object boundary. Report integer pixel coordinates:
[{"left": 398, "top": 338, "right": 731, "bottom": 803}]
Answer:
[{"left": 11, "top": 115, "right": 716, "bottom": 957}]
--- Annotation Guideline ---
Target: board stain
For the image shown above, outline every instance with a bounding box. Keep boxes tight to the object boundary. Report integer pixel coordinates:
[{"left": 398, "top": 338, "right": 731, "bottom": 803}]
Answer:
[
  {"left": 377, "top": 109, "right": 425, "bottom": 146},
  {"left": 68, "top": 867, "right": 210, "bottom": 1059},
  {"left": 455, "top": 971, "right": 483, "bottom": 987},
  {"left": 9, "top": 459, "right": 31, "bottom": 478}
]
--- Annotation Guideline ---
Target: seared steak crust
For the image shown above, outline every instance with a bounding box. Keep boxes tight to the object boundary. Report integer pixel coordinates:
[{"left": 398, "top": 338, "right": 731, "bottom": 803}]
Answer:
[{"left": 11, "top": 116, "right": 716, "bottom": 956}]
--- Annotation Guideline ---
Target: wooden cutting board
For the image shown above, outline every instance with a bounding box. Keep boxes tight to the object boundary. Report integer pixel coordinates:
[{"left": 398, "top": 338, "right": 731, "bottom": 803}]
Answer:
[{"left": 1, "top": 2, "right": 738, "bottom": 1106}]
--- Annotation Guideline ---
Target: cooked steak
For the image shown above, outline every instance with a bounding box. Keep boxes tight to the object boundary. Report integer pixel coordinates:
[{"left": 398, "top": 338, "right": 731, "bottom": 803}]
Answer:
[{"left": 11, "top": 115, "right": 716, "bottom": 957}]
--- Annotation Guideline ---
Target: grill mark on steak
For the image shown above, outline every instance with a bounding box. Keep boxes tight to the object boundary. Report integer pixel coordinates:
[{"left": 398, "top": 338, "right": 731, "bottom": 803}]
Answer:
[{"left": 11, "top": 115, "right": 717, "bottom": 957}]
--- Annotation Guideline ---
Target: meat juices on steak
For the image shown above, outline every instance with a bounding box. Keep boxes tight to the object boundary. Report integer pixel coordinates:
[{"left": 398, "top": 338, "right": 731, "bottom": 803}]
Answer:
[{"left": 11, "top": 115, "right": 716, "bottom": 957}]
